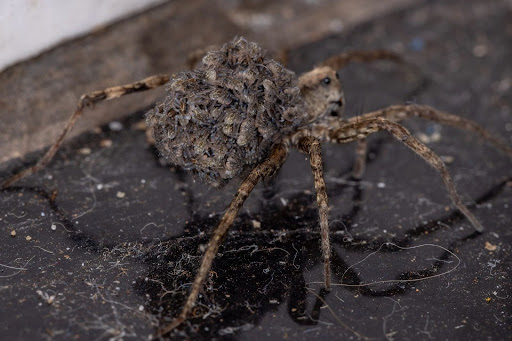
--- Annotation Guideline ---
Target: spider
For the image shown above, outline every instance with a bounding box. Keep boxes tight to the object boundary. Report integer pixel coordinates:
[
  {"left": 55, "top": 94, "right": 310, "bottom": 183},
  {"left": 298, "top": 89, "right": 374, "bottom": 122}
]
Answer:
[{"left": 2, "top": 37, "right": 511, "bottom": 338}]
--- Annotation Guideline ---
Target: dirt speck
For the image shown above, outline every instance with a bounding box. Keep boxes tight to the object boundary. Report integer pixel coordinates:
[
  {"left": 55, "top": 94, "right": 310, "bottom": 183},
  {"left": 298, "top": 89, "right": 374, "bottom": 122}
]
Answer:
[{"left": 484, "top": 241, "right": 497, "bottom": 252}]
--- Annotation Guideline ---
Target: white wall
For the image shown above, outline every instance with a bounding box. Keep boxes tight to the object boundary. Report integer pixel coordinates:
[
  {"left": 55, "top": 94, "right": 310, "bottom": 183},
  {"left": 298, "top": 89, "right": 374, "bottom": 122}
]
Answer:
[{"left": 0, "top": 0, "right": 165, "bottom": 72}]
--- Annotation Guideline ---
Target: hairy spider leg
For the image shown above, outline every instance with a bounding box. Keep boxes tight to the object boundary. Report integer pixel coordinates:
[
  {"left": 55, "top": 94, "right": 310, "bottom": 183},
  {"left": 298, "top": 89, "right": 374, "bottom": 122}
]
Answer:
[
  {"left": 325, "top": 116, "right": 484, "bottom": 232},
  {"left": 156, "top": 143, "right": 288, "bottom": 338},
  {"left": 348, "top": 104, "right": 512, "bottom": 157},
  {"left": 296, "top": 137, "right": 332, "bottom": 290},
  {"left": 343, "top": 104, "right": 512, "bottom": 181},
  {"left": 352, "top": 138, "right": 368, "bottom": 179},
  {"left": 1, "top": 74, "right": 170, "bottom": 189},
  {"left": 319, "top": 50, "right": 404, "bottom": 70}
]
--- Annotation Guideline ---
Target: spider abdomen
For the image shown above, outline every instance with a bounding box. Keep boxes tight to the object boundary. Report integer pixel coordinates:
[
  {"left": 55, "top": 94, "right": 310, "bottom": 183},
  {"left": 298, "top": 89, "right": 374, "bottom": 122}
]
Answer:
[{"left": 146, "top": 37, "right": 305, "bottom": 188}]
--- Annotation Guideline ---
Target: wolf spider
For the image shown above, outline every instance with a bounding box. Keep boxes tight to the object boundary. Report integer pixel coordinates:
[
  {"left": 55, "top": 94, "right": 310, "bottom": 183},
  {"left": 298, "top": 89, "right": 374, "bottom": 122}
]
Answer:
[{"left": 2, "top": 37, "right": 511, "bottom": 338}]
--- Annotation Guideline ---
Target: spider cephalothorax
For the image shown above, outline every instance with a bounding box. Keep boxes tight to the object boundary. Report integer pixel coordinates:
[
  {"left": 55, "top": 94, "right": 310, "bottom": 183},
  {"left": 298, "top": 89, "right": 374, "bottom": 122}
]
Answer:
[
  {"left": 2, "top": 37, "right": 510, "bottom": 339},
  {"left": 298, "top": 65, "right": 345, "bottom": 122}
]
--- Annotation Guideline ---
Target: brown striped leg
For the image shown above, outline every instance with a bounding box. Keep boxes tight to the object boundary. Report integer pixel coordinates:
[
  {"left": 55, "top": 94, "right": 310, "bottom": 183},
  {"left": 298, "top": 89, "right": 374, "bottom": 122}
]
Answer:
[
  {"left": 319, "top": 50, "right": 404, "bottom": 70},
  {"left": 296, "top": 137, "right": 332, "bottom": 290},
  {"left": 352, "top": 138, "right": 368, "bottom": 179},
  {"left": 346, "top": 104, "right": 512, "bottom": 157},
  {"left": 155, "top": 143, "right": 288, "bottom": 338},
  {"left": 319, "top": 50, "right": 430, "bottom": 101},
  {"left": 325, "top": 117, "right": 484, "bottom": 232},
  {"left": 1, "top": 75, "right": 170, "bottom": 189}
]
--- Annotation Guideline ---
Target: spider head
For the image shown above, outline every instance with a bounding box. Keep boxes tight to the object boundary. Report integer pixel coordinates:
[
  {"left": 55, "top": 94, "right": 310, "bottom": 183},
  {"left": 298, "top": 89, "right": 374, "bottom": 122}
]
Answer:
[{"left": 299, "top": 66, "right": 345, "bottom": 123}]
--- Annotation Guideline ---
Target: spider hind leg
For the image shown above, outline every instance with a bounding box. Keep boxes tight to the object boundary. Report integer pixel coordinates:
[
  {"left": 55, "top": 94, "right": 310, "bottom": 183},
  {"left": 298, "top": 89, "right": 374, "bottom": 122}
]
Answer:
[{"left": 1, "top": 74, "right": 170, "bottom": 189}]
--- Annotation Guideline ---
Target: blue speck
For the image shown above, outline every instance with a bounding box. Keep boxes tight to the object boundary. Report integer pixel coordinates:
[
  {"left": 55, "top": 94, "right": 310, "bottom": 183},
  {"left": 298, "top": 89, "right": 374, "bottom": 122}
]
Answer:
[{"left": 409, "top": 37, "right": 425, "bottom": 51}]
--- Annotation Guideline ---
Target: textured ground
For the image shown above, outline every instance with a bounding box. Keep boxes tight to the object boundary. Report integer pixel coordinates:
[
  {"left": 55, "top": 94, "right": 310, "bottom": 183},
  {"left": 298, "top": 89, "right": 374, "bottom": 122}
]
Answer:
[{"left": 1, "top": 0, "right": 511, "bottom": 340}]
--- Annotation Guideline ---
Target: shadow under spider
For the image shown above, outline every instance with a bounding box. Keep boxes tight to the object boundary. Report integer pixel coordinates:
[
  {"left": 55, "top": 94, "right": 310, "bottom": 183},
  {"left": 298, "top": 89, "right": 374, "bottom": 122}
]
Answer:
[
  {"left": 134, "top": 166, "right": 510, "bottom": 339},
  {"left": 3, "top": 155, "right": 508, "bottom": 339}
]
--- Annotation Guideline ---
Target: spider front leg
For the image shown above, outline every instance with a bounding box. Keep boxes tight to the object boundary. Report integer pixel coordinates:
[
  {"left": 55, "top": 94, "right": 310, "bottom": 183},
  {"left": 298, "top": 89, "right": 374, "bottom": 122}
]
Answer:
[
  {"left": 326, "top": 117, "right": 484, "bottom": 232},
  {"left": 156, "top": 143, "right": 288, "bottom": 338},
  {"left": 327, "top": 104, "right": 511, "bottom": 183},
  {"left": 319, "top": 50, "right": 403, "bottom": 70},
  {"left": 1, "top": 74, "right": 170, "bottom": 189},
  {"left": 296, "top": 137, "right": 332, "bottom": 290},
  {"left": 348, "top": 104, "right": 512, "bottom": 157}
]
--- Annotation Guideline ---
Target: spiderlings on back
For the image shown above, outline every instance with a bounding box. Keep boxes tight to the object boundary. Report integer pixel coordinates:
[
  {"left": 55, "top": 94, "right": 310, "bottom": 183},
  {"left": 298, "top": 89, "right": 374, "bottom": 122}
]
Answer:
[{"left": 146, "top": 37, "right": 306, "bottom": 188}]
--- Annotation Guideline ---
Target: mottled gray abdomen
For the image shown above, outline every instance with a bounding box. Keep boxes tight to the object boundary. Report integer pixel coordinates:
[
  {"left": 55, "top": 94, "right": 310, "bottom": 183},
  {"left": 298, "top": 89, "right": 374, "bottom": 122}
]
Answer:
[{"left": 146, "top": 37, "right": 305, "bottom": 188}]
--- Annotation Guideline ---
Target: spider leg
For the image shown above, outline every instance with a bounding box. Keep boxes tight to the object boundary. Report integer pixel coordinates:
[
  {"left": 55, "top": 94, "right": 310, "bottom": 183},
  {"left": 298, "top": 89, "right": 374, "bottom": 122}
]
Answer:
[
  {"left": 346, "top": 104, "right": 512, "bottom": 157},
  {"left": 320, "top": 49, "right": 431, "bottom": 102},
  {"left": 352, "top": 138, "right": 368, "bottom": 179},
  {"left": 296, "top": 137, "right": 332, "bottom": 290},
  {"left": 319, "top": 50, "right": 404, "bottom": 70},
  {"left": 325, "top": 117, "right": 484, "bottom": 232},
  {"left": 1, "top": 75, "right": 170, "bottom": 189},
  {"left": 155, "top": 143, "right": 288, "bottom": 338},
  {"left": 323, "top": 104, "right": 511, "bottom": 181}
]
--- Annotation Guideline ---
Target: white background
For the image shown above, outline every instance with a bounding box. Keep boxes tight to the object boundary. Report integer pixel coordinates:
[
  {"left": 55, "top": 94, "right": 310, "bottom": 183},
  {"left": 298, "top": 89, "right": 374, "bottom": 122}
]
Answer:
[{"left": 0, "top": 0, "right": 165, "bottom": 72}]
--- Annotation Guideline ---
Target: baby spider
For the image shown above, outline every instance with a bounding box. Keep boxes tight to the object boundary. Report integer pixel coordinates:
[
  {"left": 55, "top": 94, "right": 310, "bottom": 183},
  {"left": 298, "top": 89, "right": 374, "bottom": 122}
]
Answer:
[{"left": 2, "top": 37, "right": 511, "bottom": 338}]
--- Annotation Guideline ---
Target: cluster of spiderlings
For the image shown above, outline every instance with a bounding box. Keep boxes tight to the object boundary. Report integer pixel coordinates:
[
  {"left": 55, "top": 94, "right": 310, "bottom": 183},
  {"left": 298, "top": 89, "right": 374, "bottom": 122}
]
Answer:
[{"left": 146, "top": 37, "right": 305, "bottom": 188}]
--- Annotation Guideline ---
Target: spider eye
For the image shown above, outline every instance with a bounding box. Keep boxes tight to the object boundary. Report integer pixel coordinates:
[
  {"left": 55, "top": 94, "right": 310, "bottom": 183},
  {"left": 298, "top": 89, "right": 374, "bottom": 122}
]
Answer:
[
  {"left": 335, "top": 72, "right": 340, "bottom": 79},
  {"left": 323, "top": 77, "right": 331, "bottom": 85}
]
